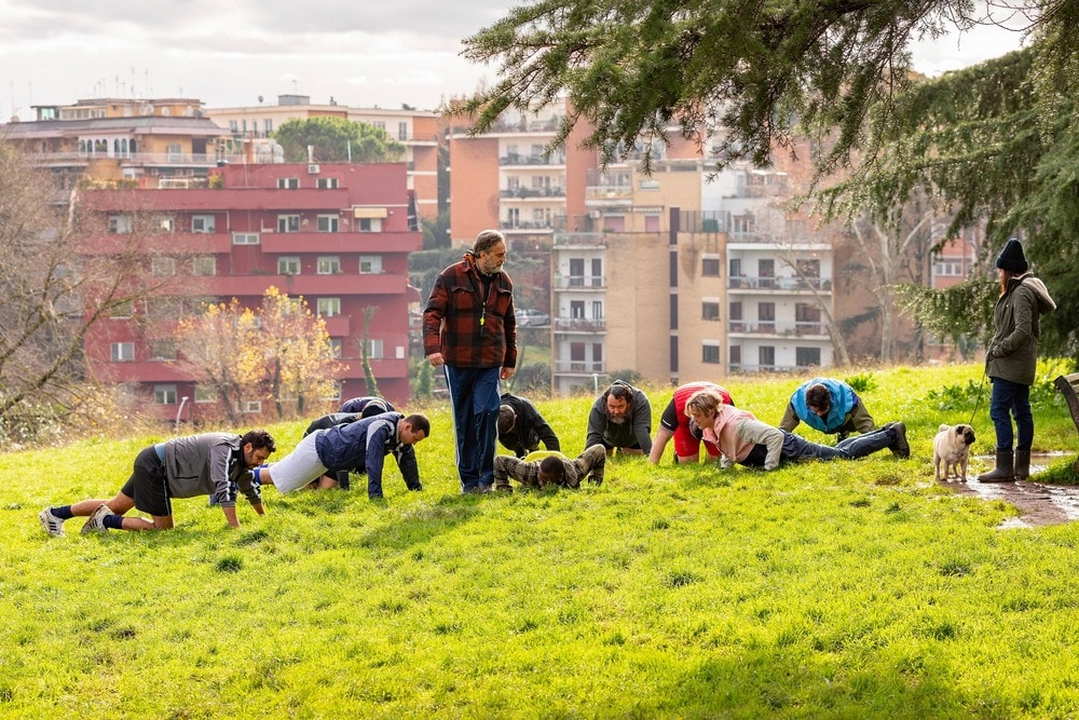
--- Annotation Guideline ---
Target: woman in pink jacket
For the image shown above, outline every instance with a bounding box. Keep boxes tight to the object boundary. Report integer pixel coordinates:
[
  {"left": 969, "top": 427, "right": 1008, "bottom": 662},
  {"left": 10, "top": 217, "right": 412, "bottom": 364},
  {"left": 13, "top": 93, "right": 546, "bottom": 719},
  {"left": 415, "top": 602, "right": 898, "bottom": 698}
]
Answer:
[{"left": 684, "top": 389, "right": 908, "bottom": 470}]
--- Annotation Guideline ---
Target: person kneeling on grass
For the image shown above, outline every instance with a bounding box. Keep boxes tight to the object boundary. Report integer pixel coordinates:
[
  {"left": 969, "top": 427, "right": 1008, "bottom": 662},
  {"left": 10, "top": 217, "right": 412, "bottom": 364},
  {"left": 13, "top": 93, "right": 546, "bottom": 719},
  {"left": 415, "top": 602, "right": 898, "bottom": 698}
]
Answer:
[
  {"left": 779, "top": 377, "right": 876, "bottom": 443},
  {"left": 39, "top": 430, "right": 276, "bottom": 536},
  {"left": 684, "top": 389, "right": 909, "bottom": 471},
  {"left": 258, "top": 412, "right": 428, "bottom": 500},
  {"left": 494, "top": 445, "right": 607, "bottom": 491},
  {"left": 300, "top": 411, "right": 422, "bottom": 491},
  {"left": 649, "top": 381, "right": 735, "bottom": 464}
]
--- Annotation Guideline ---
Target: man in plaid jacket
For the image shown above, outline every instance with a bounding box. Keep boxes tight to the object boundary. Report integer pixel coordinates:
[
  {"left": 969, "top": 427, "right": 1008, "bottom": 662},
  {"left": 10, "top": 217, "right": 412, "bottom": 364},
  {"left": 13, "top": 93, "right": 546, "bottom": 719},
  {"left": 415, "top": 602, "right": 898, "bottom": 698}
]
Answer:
[
  {"left": 423, "top": 230, "right": 517, "bottom": 492},
  {"left": 493, "top": 446, "right": 607, "bottom": 491}
]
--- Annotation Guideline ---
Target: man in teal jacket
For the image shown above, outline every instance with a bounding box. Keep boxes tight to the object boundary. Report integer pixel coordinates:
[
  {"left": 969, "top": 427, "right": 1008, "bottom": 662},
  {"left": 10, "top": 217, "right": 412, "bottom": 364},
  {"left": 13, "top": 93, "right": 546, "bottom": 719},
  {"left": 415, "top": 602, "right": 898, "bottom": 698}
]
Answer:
[{"left": 779, "top": 377, "right": 878, "bottom": 443}]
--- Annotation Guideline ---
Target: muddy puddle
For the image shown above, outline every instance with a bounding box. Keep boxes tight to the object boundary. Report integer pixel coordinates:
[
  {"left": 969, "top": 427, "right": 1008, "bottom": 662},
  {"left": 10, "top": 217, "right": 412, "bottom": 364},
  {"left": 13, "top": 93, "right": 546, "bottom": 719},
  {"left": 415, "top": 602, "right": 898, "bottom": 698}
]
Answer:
[{"left": 938, "top": 453, "right": 1079, "bottom": 528}]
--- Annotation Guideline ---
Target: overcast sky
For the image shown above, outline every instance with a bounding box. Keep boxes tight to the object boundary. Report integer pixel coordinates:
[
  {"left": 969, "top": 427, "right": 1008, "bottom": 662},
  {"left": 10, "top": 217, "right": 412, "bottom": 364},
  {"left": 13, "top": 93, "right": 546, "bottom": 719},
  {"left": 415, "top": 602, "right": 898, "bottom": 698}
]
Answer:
[{"left": 0, "top": 0, "right": 1026, "bottom": 120}]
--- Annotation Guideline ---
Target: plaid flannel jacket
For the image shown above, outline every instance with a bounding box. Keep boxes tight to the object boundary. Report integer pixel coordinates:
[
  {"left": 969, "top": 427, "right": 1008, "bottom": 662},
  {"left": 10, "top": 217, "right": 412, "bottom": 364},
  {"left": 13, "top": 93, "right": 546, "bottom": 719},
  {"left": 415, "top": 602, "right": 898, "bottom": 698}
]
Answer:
[
  {"left": 423, "top": 253, "right": 517, "bottom": 368},
  {"left": 494, "top": 445, "right": 606, "bottom": 490}
]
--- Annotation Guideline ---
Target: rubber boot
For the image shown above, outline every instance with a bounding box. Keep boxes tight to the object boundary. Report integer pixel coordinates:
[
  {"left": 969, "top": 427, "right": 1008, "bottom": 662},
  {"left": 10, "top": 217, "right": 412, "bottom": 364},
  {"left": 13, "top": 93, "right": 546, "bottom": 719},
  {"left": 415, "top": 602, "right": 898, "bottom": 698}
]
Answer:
[
  {"left": 977, "top": 450, "right": 1014, "bottom": 483},
  {"left": 1013, "top": 449, "right": 1031, "bottom": 481}
]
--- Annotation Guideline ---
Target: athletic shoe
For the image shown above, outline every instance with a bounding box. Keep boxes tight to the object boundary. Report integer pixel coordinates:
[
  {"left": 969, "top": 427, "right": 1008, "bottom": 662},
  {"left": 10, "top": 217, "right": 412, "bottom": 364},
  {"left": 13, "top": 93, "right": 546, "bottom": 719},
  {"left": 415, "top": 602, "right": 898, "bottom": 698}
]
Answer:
[
  {"left": 889, "top": 422, "right": 910, "bottom": 459},
  {"left": 81, "top": 504, "right": 114, "bottom": 535},
  {"left": 39, "top": 507, "right": 66, "bottom": 537}
]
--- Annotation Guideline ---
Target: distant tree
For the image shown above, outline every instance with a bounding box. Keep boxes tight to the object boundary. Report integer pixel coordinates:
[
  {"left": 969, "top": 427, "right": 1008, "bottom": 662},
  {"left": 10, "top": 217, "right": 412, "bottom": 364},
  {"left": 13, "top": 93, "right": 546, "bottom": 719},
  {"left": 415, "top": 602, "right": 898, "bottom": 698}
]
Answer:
[
  {"left": 413, "top": 359, "right": 434, "bottom": 400},
  {"left": 359, "top": 306, "right": 381, "bottom": 397},
  {"left": 273, "top": 117, "right": 405, "bottom": 163},
  {"left": 421, "top": 210, "right": 451, "bottom": 249}
]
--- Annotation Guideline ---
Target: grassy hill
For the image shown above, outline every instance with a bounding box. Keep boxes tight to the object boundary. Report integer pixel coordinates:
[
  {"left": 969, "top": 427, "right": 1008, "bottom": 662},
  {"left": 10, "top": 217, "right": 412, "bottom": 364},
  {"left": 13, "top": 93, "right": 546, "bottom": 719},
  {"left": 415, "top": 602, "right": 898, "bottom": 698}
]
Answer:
[{"left": 2, "top": 363, "right": 1078, "bottom": 718}]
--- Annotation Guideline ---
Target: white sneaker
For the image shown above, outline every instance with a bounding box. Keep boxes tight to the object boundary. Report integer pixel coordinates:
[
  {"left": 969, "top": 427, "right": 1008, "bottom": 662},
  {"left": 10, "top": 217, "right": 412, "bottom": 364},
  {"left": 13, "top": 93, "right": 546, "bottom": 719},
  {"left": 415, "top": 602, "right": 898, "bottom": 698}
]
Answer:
[
  {"left": 81, "top": 504, "right": 115, "bottom": 535},
  {"left": 39, "top": 507, "right": 66, "bottom": 537}
]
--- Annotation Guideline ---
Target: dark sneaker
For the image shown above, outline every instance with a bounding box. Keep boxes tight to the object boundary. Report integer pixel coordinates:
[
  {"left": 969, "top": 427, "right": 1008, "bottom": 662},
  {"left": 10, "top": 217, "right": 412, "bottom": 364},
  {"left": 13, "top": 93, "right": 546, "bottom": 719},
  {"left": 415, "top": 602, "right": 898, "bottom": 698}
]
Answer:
[
  {"left": 39, "top": 507, "right": 65, "bottom": 537},
  {"left": 889, "top": 422, "right": 910, "bottom": 459}
]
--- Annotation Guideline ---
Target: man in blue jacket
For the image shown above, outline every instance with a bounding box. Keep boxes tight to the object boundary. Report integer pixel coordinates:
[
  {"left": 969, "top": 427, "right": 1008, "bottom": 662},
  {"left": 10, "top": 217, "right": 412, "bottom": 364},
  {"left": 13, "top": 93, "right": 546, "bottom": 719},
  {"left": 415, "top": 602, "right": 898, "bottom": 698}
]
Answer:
[
  {"left": 339, "top": 396, "right": 394, "bottom": 417},
  {"left": 301, "top": 410, "right": 422, "bottom": 492},
  {"left": 258, "top": 413, "right": 429, "bottom": 500},
  {"left": 779, "top": 378, "right": 881, "bottom": 446}
]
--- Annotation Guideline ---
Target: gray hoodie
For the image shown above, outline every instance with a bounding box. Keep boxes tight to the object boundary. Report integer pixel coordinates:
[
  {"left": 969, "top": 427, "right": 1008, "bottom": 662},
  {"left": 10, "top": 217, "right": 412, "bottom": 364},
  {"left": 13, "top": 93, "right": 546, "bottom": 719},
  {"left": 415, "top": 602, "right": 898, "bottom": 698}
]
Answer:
[
  {"left": 163, "top": 432, "right": 260, "bottom": 508},
  {"left": 987, "top": 273, "right": 1056, "bottom": 386},
  {"left": 585, "top": 380, "right": 652, "bottom": 453}
]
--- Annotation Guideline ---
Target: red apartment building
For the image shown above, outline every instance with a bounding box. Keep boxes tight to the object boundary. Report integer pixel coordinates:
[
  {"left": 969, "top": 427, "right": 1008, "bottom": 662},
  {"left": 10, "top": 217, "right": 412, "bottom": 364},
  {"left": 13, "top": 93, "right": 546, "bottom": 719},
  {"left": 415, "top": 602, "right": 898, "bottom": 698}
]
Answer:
[{"left": 83, "top": 162, "right": 420, "bottom": 420}]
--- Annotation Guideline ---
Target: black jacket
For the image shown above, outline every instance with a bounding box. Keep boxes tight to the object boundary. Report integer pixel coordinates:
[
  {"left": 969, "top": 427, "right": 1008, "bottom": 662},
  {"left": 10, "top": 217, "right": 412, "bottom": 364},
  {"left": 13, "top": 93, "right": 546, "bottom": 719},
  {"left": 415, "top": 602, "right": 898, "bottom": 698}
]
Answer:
[{"left": 498, "top": 392, "right": 560, "bottom": 458}]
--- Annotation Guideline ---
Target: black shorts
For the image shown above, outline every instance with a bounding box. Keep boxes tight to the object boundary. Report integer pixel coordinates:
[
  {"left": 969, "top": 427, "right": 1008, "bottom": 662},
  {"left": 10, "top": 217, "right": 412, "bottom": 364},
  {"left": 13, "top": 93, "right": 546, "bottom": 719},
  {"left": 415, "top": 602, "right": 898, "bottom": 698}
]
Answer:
[{"left": 120, "top": 446, "right": 172, "bottom": 517}]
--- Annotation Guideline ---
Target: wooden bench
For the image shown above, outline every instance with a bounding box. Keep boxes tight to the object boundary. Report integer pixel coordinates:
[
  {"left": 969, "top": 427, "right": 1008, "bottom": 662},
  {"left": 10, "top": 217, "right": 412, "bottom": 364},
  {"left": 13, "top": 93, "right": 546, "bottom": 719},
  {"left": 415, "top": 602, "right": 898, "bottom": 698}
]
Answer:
[{"left": 1054, "top": 373, "right": 1079, "bottom": 471}]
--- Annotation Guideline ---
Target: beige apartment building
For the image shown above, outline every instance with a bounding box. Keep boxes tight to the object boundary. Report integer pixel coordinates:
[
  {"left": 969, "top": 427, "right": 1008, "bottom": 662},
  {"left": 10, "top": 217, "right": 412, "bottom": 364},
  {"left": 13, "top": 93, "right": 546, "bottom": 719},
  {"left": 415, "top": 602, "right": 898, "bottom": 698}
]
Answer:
[{"left": 205, "top": 95, "right": 441, "bottom": 219}]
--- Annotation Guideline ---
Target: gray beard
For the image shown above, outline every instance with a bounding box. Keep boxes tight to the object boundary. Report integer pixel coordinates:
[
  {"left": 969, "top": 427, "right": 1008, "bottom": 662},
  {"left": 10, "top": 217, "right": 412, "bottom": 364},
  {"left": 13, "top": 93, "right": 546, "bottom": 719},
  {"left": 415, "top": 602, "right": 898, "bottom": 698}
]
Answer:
[{"left": 609, "top": 415, "right": 627, "bottom": 425}]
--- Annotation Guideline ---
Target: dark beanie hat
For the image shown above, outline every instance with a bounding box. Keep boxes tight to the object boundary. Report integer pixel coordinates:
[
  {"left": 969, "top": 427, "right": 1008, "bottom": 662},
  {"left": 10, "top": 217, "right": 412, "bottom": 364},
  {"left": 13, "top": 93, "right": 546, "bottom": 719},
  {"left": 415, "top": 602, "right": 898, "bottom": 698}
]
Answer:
[{"left": 995, "top": 238, "right": 1028, "bottom": 274}]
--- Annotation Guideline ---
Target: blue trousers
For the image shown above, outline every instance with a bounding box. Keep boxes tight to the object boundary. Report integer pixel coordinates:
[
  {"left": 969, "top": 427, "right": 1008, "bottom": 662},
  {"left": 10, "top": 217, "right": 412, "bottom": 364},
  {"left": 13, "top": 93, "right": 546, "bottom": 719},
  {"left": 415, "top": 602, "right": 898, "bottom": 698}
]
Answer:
[
  {"left": 741, "top": 426, "right": 896, "bottom": 466},
  {"left": 989, "top": 377, "right": 1033, "bottom": 452},
  {"left": 445, "top": 365, "right": 501, "bottom": 491}
]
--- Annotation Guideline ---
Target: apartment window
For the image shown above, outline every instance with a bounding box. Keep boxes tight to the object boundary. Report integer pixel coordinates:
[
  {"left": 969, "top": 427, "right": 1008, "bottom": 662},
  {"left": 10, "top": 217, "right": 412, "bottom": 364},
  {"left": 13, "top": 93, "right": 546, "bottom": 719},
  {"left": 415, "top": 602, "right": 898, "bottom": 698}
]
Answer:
[
  {"left": 729, "top": 258, "right": 742, "bottom": 277},
  {"left": 165, "top": 143, "right": 182, "bottom": 161},
  {"left": 232, "top": 232, "right": 260, "bottom": 245},
  {"left": 702, "top": 342, "right": 721, "bottom": 365},
  {"left": 796, "top": 303, "right": 821, "bottom": 322},
  {"left": 797, "top": 259, "right": 821, "bottom": 278},
  {"left": 277, "top": 177, "right": 299, "bottom": 189},
  {"left": 702, "top": 257, "right": 720, "bottom": 277},
  {"left": 317, "top": 297, "right": 341, "bottom": 317},
  {"left": 228, "top": 120, "right": 239, "bottom": 133},
  {"left": 151, "top": 256, "right": 176, "bottom": 276},
  {"left": 107, "top": 214, "right": 132, "bottom": 234},
  {"left": 569, "top": 258, "right": 585, "bottom": 286},
  {"left": 192, "top": 256, "right": 216, "bottom": 276},
  {"left": 592, "top": 343, "right": 603, "bottom": 368},
  {"left": 359, "top": 255, "right": 382, "bottom": 274},
  {"left": 729, "top": 302, "right": 743, "bottom": 320},
  {"left": 358, "top": 217, "right": 382, "bottom": 232},
  {"left": 111, "top": 342, "right": 134, "bottom": 362},
  {"left": 149, "top": 340, "right": 177, "bottom": 361},
  {"left": 194, "top": 385, "right": 215, "bottom": 403},
  {"left": 317, "top": 256, "right": 341, "bottom": 274},
  {"left": 158, "top": 216, "right": 175, "bottom": 233},
  {"left": 372, "top": 121, "right": 386, "bottom": 131},
  {"left": 570, "top": 342, "right": 586, "bottom": 370},
  {"left": 278, "top": 256, "right": 301, "bottom": 275},
  {"left": 702, "top": 301, "right": 720, "bottom": 321},
  {"left": 592, "top": 301, "right": 604, "bottom": 320},
  {"left": 154, "top": 384, "right": 177, "bottom": 404},
  {"left": 398, "top": 121, "right": 409, "bottom": 140},
  {"left": 591, "top": 258, "right": 603, "bottom": 285},
  {"left": 758, "top": 258, "right": 775, "bottom": 279},
  {"left": 329, "top": 338, "right": 343, "bottom": 358},
  {"left": 364, "top": 338, "right": 384, "bottom": 359},
  {"left": 645, "top": 215, "right": 660, "bottom": 232},
  {"left": 729, "top": 345, "right": 741, "bottom": 366},
  {"left": 570, "top": 300, "right": 585, "bottom": 319},
  {"left": 316, "top": 177, "right": 338, "bottom": 189},
  {"left": 264, "top": 118, "right": 273, "bottom": 135},
  {"left": 191, "top": 215, "right": 215, "bottom": 233},
  {"left": 796, "top": 347, "right": 822, "bottom": 367},
  {"left": 277, "top": 214, "right": 300, "bottom": 233},
  {"left": 242, "top": 400, "right": 262, "bottom": 414},
  {"left": 317, "top": 215, "right": 339, "bottom": 233},
  {"left": 933, "top": 259, "right": 963, "bottom": 277},
  {"left": 759, "top": 346, "right": 776, "bottom": 368},
  {"left": 758, "top": 302, "right": 775, "bottom": 322}
]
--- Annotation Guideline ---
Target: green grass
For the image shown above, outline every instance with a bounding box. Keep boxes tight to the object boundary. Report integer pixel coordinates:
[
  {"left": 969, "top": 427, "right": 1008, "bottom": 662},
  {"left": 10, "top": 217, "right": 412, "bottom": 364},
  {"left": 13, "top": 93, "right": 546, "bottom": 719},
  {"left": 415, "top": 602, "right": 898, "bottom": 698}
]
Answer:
[{"left": 2, "top": 363, "right": 1079, "bottom": 719}]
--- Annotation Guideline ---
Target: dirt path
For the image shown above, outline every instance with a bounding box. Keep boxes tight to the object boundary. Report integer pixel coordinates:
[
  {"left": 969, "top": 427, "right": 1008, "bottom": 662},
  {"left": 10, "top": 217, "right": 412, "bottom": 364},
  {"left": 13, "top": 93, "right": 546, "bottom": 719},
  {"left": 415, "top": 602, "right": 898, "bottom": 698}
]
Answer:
[{"left": 940, "top": 453, "right": 1079, "bottom": 528}]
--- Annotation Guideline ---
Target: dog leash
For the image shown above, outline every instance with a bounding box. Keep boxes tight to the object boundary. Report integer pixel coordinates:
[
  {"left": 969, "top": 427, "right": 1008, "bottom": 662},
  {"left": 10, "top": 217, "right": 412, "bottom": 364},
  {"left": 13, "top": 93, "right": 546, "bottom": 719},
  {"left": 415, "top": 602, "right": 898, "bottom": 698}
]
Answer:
[{"left": 968, "top": 370, "right": 988, "bottom": 427}]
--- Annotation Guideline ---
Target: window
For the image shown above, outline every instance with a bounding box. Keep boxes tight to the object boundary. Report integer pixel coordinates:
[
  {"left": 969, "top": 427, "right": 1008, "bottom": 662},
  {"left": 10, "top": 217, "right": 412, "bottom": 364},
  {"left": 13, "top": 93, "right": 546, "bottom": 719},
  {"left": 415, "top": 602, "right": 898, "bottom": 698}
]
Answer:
[
  {"left": 158, "top": 216, "right": 175, "bottom": 233},
  {"left": 570, "top": 301, "right": 585, "bottom": 319},
  {"left": 317, "top": 297, "right": 341, "bottom": 317},
  {"left": 154, "top": 384, "right": 177, "bottom": 404},
  {"left": 316, "top": 177, "right": 338, "bottom": 189},
  {"left": 109, "top": 300, "right": 134, "bottom": 319},
  {"left": 149, "top": 340, "right": 176, "bottom": 361},
  {"left": 729, "top": 345, "right": 741, "bottom": 366},
  {"left": 796, "top": 346, "right": 822, "bottom": 367},
  {"left": 702, "top": 342, "right": 721, "bottom": 364},
  {"left": 372, "top": 121, "right": 386, "bottom": 131},
  {"left": 358, "top": 217, "right": 382, "bottom": 232},
  {"left": 107, "top": 214, "right": 132, "bottom": 234},
  {"left": 192, "top": 256, "right": 216, "bottom": 276},
  {"left": 591, "top": 258, "right": 603, "bottom": 285},
  {"left": 645, "top": 215, "right": 660, "bottom": 232},
  {"left": 702, "top": 301, "right": 720, "bottom": 321},
  {"left": 278, "top": 256, "right": 301, "bottom": 275},
  {"left": 592, "top": 301, "right": 604, "bottom": 320},
  {"left": 729, "top": 302, "right": 743, "bottom": 320},
  {"left": 151, "top": 256, "right": 176, "bottom": 276},
  {"left": 569, "top": 258, "right": 585, "bottom": 286},
  {"left": 329, "top": 338, "right": 343, "bottom": 358},
  {"left": 276, "top": 177, "right": 299, "bottom": 189},
  {"left": 317, "top": 215, "right": 339, "bottom": 233},
  {"left": 933, "top": 259, "right": 963, "bottom": 277},
  {"left": 758, "top": 258, "right": 775, "bottom": 278},
  {"left": 759, "top": 346, "right": 776, "bottom": 368},
  {"left": 194, "top": 385, "right": 215, "bottom": 403},
  {"left": 229, "top": 120, "right": 239, "bottom": 133},
  {"left": 364, "top": 338, "right": 384, "bottom": 359},
  {"left": 359, "top": 255, "right": 382, "bottom": 274},
  {"left": 398, "top": 121, "right": 409, "bottom": 140},
  {"left": 702, "top": 258, "right": 720, "bottom": 277},
  {"left": 191, "top": 215, "right": 215, "bottom": 233},
  {"left": 797, "top": 259, "right": 820, "bottom": 278},
  {"left": 111, "top": 342, "right": 135, "bottom": 362},
  {"left": 277, "top": 215, "right": 300, "bottom": 233},
  {"left": 729, "top": 258, "right": 742, "bottom": 277},
  {"left": 592, "top": 343, "right": 603, "bottom": 368},
  {"left": 795, "top": 303, "right": 821, "bottom": 322},
  {"left": 317, "top": 256, "right": 341, "bottom": 275},
  {"left": 232, "top": 232, "right": 260, "bottom": 245},
  {"left": 264, "top": 118, "right": 273, "bottom": 135},
  {"left": 570, "top": 342, "right": 586, "bottom": 371},
  {"left": 242, "top": 400, "right": 262, "bottom": 414},
  {"left": 165, "top": 143, "right": 182, "bottom": 161},
  {"left": 758, "top": 302, "right": 775, "bottom": 322}
]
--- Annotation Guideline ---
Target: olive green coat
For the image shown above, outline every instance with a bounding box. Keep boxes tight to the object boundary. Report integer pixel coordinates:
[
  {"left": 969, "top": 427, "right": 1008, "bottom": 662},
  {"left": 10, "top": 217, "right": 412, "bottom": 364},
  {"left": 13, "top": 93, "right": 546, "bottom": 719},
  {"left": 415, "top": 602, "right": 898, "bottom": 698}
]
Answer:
[{"left": 986, "top": 273, "right": 1056, "bottom": 386}]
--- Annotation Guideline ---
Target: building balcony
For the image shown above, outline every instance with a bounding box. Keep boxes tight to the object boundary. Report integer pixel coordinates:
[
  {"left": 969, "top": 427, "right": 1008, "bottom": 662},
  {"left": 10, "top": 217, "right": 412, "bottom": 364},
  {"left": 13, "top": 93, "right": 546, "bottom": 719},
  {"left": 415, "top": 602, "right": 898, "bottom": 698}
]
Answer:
[
  {"left": 122, "top": 152, "right": 230, "bottom": 166},
  {"left": 553, "top": 275, "right": 606, "bottom": 290},
  {"left": 554, "top": 360, "right": 606, "bottom": 375},
  {"left": 554, "top": 318, "right": 606, "bottom": 333},
  {"left": 727, "top": 276, "right": 832, "bottom": 293},
  {"left": 79, "top": 232, "right": 232, "bottom": 255},
  {"left": 203, "top": 272, "right": 409, "bottom": 297},
  {"left": 584, "top": 186, "right": 632, "bottom": 205},
  {"left": 727, "top": 321, "right": 829, "bottom": 339},
  {"left": 499, "top": 187, "right": 566, "bottom": 199},
  {"left": 729, "top": 364, "right": 801, "bottom": 374},
  {"left": 500, "top": 219, "right": 564, "bottom": 233},
  {"left": 89, "top": 360, "right": 194, "bottom": 384},
  {"left": 86, "top": 187, "right": 351, "bottom": 212},
  {"left": 260, "top": 232, "right": 421, "bottom": 254},
  {"left": 322, "top": 315, "right": 351, "bottom": 337},
  {"left": 553, "top": 232, "right": 606, "bottom": 248},
  {"left": 499, "top": 154, "right": 566, "bottom": 167}
]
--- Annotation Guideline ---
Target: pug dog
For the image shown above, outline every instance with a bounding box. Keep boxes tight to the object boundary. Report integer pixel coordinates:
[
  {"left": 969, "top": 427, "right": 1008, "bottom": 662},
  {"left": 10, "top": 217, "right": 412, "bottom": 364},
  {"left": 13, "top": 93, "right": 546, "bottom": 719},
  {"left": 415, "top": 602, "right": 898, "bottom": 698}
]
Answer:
[{"left": 933, "top": 423, "right": 976, "bottom": 481}]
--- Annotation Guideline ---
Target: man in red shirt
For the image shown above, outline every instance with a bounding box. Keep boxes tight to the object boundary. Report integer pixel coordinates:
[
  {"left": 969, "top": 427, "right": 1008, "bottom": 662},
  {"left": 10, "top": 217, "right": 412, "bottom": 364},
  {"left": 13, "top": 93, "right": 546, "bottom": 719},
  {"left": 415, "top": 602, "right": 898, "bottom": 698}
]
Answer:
[
  {"left": 423, "top": 230, "right": 517, "bottom": 492},
  {"left": 649, "top": 381, "right": 735, "bottom": 464}
]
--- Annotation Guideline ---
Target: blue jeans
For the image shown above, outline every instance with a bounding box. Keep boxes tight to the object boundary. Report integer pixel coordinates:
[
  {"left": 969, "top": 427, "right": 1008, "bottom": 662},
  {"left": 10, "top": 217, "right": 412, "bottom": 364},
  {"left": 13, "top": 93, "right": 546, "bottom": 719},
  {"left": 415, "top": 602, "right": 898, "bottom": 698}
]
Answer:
[
  {"left": 989, "top": 377, "right": 1033, "bottom": 452},
  {"left": 741, "top": 426, "right": 896, "bottom": 467},
  {"left": 445, "top": 365, "right": 501, "bottom": 491}
]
